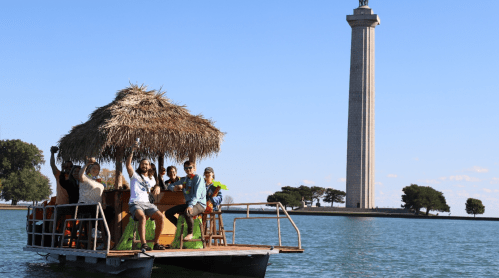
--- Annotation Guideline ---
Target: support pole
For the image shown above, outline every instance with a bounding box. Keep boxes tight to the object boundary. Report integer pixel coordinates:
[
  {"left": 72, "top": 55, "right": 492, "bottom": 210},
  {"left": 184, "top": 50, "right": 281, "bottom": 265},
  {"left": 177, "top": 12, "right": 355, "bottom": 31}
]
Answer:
[
  {"left": 158, "top": 154, "right": 164, "bottom": 171},
  {"left": 188, "top": 153, "right": 197, "bottom": 165},
  {"left": 114, "top": 148, "right": 124, "bottom": 190},
  {"left": 113, "top": 147, "right": 124, "bottom": 243}
]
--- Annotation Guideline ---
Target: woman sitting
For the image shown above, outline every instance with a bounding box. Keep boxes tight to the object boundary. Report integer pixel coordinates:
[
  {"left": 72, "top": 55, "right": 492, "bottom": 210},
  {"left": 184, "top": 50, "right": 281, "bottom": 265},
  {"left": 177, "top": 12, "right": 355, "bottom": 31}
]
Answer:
[
  {"left": 204, "top": 167, "right": 223, "bottom": 212},
  {"left": 149, "top": 163, "right": 159, "bottom": 187},
  {"left": 161, "top": 166, "right": 181, "bottom": 190},
  {"left": 77, "top": 157, "right": 114, "bottom": 222},
  {"left": 78, "top": 157, "right": 105, "bottom": 204}
]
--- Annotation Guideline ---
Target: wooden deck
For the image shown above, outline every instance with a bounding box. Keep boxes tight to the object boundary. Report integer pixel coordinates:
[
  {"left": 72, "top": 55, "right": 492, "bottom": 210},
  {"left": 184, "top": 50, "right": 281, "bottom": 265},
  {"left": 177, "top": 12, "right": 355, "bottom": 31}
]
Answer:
[
  {"left": 25, "top": 244, "right": 302, "bottom": 259},
  {"left": 135, "top": 246, "right": 280, "bottom": 258}
]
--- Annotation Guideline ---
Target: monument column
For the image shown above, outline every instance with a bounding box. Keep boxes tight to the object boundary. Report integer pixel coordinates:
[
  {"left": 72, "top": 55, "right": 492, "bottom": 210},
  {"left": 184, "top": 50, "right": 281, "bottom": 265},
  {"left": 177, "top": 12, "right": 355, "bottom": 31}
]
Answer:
[{"left": 345, "top": 2, "right": 380, "bottom": 208}]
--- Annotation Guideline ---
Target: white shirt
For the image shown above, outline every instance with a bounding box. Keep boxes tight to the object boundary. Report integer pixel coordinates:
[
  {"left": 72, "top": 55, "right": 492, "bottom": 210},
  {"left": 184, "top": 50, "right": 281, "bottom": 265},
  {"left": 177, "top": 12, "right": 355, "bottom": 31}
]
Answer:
[
  {"left": 79, "top": 178, "right": 104, "bottom": 204},
  {"left": 129, "top": 171, "right": 156, "bottom": 204}
]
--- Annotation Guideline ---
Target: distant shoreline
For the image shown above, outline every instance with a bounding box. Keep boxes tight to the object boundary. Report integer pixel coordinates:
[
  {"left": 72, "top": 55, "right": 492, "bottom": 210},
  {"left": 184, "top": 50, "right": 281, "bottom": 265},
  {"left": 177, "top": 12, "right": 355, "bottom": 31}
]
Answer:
[
  {"left": 0, "top": 205, "right": 28, "bottom": 210},
  {"left": 222, "top": 209, "right": 499, "bottom": 221},
  {"left": 1, "top": 205, "right": 494, "bottom": 221}
]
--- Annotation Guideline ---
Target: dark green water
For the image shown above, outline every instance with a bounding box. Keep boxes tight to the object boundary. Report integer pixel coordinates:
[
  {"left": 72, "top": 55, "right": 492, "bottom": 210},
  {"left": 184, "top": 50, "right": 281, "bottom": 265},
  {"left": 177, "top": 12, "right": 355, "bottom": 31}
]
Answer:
[{"left": 1, "top": 210, "right": 497, "bottom": 277}]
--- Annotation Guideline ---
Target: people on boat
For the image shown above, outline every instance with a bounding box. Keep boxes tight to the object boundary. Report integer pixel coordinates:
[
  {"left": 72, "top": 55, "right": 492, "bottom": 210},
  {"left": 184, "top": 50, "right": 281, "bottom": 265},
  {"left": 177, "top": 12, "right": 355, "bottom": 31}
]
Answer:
[
  {"left": 204, "top": 167, "right": 223, "bottom": 211},
  {"left": 77, "top": 157, "right": 115, "bottom": 222},
  {"left": 164, "top": 161, "right": 206, "bottom": 241},
  {"left": 149, "top": 163, "right": 159, "bottom": 187},
  {"left": 161, "top": 165, "right": 181, "bottom": 189},
  {"left": 58, "top": 165, "right": 81, "bottom": 204},
  {"left": 126, "top": 141, "right": 166, "bottom": 251},
  {"left": 50, "top": 146, "right": 72, "bottom": 204},
  {"left": 55, "top": 164, "right": 81, "bottom": 242},
  {"left": 78, "top": 157, "right": 105, "bottom": 204}
]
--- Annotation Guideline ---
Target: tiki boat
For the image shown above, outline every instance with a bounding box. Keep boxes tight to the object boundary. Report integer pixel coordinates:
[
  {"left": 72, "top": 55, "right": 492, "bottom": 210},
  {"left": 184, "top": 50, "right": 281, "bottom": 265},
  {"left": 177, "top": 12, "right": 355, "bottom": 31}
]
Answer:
[
  {"left": 24, "top": 197, "right": 303, "bottom": 277},
  {"left": 23, "top": 85, "right": 303, "bottom": 277}
]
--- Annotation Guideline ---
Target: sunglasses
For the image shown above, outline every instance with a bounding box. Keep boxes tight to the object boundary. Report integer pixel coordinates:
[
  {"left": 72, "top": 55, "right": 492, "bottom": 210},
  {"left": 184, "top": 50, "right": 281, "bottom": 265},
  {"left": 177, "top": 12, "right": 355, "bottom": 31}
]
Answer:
[{"left": 184, "top": 166, "right": 193, "bottom": 170}]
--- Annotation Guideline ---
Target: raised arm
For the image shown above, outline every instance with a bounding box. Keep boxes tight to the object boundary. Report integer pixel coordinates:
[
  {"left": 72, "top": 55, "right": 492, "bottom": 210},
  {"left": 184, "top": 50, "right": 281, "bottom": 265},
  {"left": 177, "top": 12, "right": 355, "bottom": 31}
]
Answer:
[
  {"left": 79, "top": 157, "right": 95, "bottom": 183},
  {"left": 50, "top": 146, "right": 60, "bottom": 176},
  {"left": 126, "top": 142, "right": 138, "bottom": 178}
]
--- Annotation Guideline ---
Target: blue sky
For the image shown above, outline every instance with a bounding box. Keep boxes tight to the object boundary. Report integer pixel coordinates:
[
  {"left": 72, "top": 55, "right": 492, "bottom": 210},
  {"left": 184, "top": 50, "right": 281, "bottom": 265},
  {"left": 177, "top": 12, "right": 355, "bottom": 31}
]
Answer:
[{"left": 1, "top": 1, "right": 498, "bottom": 216}]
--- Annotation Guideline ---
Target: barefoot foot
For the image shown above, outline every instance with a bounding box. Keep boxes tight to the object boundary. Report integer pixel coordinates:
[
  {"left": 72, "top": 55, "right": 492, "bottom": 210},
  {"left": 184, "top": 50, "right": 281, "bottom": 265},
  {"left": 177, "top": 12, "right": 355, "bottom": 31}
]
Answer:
[{"left": 184, "top": 234, "right": 193, "bottom": 240}]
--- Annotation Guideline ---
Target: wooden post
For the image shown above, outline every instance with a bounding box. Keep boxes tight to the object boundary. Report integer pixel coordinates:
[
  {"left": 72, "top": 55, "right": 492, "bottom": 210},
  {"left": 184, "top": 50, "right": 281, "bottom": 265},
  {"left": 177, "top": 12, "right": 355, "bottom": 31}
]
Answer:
[
  {"left": 158, "top": 153, "right": 165, "bottom": 188},
  {"left": 114, "top": 148, "right": 124, "bottom": 190},
  {"left": 188, "top": 153, "right": 197, "bottom": 165},
  {"left": 158, "top": 153, "right": 164, "bottom": 173},
  {"left": 113, "top": 147, "right": 124, "bottom": 243},
  {"left": 114, "top": 191, "right": 122, "bottom": 243}
]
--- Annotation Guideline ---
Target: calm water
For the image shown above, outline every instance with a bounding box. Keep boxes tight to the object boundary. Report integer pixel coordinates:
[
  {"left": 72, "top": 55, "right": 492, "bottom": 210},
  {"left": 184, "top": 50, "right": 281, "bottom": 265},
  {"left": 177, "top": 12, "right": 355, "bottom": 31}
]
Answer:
[{"left": 1, "top": 210, "right": 498, "bottom": 277}]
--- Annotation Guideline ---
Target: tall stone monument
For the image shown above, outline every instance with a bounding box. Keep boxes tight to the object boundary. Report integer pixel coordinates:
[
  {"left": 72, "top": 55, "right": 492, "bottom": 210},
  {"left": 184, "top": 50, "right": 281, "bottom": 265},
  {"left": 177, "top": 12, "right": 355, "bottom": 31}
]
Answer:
[{"left": 345, "top": 1, "right": 380, "bottom": 208}]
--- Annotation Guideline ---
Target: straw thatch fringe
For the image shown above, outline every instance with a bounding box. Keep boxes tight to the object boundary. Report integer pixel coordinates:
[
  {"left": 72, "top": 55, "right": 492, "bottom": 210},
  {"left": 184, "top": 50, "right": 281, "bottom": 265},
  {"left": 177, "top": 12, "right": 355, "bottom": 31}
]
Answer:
[{"left": 57, "top": 84, "right": 225, "bottom": 164}]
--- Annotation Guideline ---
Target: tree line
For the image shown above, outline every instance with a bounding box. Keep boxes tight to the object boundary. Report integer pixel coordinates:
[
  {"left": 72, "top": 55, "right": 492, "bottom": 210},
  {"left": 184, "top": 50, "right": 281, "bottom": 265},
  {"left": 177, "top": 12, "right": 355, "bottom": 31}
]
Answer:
[
  {"left": 0, "top": 140, "right": 52, "bottom": 205},
  {"left": 402, "top": 184, "right": 485, "bottom": 217},
  {"left": 266, "top": 185, "right": 346, "bottom": 210},
  {"left": 266, "top": 182, "right": 486, "bottom": 217}
]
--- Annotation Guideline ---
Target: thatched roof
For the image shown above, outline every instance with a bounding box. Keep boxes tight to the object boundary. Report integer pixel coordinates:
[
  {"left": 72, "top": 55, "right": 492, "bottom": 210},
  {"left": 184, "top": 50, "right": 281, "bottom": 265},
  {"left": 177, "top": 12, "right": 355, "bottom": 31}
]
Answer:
[{"left": 57, "top": 84, "right": 225, "bottom": 164}]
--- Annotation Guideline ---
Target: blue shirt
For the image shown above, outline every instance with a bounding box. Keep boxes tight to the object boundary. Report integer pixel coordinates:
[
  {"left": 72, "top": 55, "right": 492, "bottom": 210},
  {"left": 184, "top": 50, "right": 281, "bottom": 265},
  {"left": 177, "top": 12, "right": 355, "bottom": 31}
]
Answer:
[
  {"left": 168, "top": 174, "right": 206, "bottom": 209},
  {"left": 206, "top": 182, "right": 223, "bottom": 207}
]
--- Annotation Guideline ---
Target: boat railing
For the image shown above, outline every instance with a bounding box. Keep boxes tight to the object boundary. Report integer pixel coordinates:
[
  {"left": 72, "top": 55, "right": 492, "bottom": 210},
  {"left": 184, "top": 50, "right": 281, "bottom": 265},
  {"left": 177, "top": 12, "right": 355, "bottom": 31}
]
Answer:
[
  {"left": 220, "top": 202, "right": 302, "bottom": 251},
  {"left": 26, "top": 203, "right": 111, "bottom": 254}
]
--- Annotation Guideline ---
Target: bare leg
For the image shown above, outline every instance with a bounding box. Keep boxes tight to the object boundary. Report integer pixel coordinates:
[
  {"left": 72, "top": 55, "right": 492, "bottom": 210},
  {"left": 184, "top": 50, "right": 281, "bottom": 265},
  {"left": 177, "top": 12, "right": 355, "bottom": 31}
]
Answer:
[
  {"left": 184, "top": 203, "right": 204, "bottom": 240},
  {"left": 134, "top": 210, "right": 147, "bottom": 245},
  {"left": 183, "top": 213, "right": 194, "bottom": 240},
  {"left": 150, "top": 211, "right": 165, "bottom": 244}
]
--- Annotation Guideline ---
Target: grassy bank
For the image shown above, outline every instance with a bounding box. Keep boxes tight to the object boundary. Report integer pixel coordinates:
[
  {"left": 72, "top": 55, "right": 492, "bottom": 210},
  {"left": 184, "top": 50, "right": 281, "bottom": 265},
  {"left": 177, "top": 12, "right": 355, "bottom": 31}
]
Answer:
[{"left": 0, "top": 205, "right": 28, "bottom": 210}]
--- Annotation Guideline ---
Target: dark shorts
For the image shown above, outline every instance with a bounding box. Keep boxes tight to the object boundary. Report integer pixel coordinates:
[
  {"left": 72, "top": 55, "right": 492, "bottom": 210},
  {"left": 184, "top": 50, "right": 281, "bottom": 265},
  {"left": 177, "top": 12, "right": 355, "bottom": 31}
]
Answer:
[{"left": 129, "top": 201, "right": 158, "bottom": 221}]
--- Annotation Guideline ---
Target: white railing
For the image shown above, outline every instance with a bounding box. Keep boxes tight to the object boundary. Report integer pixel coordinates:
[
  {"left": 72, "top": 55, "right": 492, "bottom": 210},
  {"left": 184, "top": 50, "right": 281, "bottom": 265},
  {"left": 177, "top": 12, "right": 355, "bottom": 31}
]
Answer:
[
  {"left": 220, "top": 202, "right": 302, "bottom": 250},
  {"left": 26, "top": 203, "right": 111, "bottom": 254}
]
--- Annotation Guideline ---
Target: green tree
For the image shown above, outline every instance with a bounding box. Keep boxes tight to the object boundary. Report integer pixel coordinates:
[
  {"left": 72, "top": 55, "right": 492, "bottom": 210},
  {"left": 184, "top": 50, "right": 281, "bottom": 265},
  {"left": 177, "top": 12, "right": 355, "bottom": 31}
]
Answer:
[
  {"left": 323, "top": 188, "right": 346, "bottom": 207},
  {"left": 296, "top": 185, "right": 313, "bottom": 201},
  {"left": 310, "top": 186, "right": 326, "bottom": 205},
  {"left": 419, "top": 186, "right": 450, "bottom": 216},
  {"left": 282, "top": 186, "right": 312, "bottom": 202},
  {"left": 267, "top": 191, "right": 301, "bottom": 210},
  {"left": 1, "top": 168, "right": 52, "bottom": 205},
  {"left": 401, "top": 184, "right": 450, "bottom": 216},
  {"left": 401, "top": 184, "right": 424, "bottom": 214},
  {"left": 0, "top": 139, "right": 45, "bottom": 178},
  {"left": 465, "top": 198, "right": 485, "bottom": 217},
  {"left": 29, "top": 173, "right": 52, "bottom": 205},
  {"left": 0, "top": 140, "right": 48, "bottom": 205}
]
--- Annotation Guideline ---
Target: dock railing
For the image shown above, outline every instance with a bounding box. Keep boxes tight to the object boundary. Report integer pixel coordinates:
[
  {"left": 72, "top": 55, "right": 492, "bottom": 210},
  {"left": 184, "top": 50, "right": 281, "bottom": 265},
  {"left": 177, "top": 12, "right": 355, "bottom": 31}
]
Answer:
[
  {"left": 26, "top": 203, "right": 111, "bottom": 254},
  {"left": 220, "top": 202, "right": 302, "bottom": 251}
]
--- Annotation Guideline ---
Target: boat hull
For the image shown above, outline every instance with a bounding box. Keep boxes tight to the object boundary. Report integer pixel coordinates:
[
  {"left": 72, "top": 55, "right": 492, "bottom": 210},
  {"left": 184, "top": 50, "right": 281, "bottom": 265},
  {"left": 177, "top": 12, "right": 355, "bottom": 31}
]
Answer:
[
  {"left": 154, "top": 254, "right": 270, "bottom": 278},
  {"left": 43, "top": 252, "right": 269, "bottom": 277},
  {"left": 47, "top": 253, "right": 154, "bottom": 277}
]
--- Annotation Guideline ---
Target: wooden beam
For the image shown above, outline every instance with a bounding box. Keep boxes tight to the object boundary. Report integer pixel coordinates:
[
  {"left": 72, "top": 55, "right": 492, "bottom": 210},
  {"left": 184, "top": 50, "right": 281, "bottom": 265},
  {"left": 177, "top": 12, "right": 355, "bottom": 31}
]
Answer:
[
  {"left": 188, "top": 153, "right": 196, "bottom": 165},
  {"left": 114, "top": 147, "right": 124, "bottom": 190},
  {"left": 113, "top": 191, "right": 123, "bottom": 244},
  {"left": 158, "top": 154, "right": 164, "bottom": 170}
]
